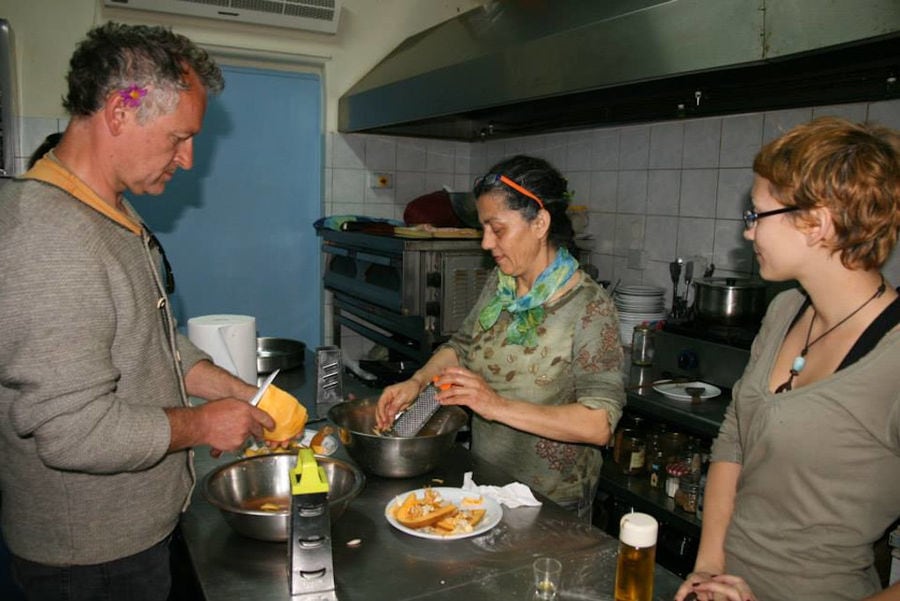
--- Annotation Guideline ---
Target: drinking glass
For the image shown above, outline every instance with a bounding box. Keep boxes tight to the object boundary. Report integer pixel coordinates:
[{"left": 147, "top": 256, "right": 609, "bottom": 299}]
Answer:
[{"left": 532, "top": 556, "right": 562, "bottom": 600}]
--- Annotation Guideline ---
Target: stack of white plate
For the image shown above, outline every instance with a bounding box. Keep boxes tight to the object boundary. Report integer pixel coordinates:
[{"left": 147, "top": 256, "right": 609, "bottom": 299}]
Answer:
[{"left": 613, "top": 285, "right": 667, "bottom": 344}]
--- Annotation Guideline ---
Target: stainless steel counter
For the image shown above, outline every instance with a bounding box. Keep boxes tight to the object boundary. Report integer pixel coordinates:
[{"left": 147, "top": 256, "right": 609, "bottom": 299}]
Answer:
[
  {"left": 624, "top": 365, "right": 730, "bottom": 439},
  {"left": 180, "top": 354, "right": 683, "bottom": 600},
  {"left": 184, "top": 446, "right": 682, "bottom": 601}
]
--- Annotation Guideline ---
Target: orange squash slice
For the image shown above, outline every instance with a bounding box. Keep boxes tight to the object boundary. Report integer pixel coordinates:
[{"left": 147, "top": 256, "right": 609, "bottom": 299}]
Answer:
[{"left": 257, "top": 384, "right": 308, "bottom": 441}]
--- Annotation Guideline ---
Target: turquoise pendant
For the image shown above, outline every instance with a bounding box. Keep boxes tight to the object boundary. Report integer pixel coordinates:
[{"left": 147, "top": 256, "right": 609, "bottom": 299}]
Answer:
[{"left": 792, "top": 355, "right": 806, "bottom": 373}]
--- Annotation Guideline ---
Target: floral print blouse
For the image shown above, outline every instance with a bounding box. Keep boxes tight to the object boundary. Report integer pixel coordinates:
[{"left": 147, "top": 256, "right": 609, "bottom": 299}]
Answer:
[{"left": 442, "top": 268, "right": 625, "bottom": 518}]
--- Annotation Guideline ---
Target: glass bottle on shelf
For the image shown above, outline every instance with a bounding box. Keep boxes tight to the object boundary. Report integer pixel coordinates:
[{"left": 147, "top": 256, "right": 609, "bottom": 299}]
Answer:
[
  {"left": 648, "top": 446, "right": 665, "bottom": 489},
  {"left": 620, "top": 433, "right": 647, "bottom": 476}
]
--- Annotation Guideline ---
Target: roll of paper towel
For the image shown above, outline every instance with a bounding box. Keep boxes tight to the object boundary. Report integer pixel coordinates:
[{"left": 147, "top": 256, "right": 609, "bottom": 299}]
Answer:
[{"left": 187, "top": 314, "right": 257, "bottom": 384}]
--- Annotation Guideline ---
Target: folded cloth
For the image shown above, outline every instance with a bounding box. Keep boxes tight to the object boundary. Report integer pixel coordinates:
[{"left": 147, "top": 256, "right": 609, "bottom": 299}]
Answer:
[
  {"left": 313, "top": 215, "right": 403, "bottom": 232},
  {"left": 461, "top": 471, "right": 542, "bottom": 508}
]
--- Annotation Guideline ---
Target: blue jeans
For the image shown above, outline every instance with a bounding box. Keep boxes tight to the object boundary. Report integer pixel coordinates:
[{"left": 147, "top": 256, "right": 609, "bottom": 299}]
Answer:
[{"left": 10, "top": 536, "right": 171, "bottom": 601}]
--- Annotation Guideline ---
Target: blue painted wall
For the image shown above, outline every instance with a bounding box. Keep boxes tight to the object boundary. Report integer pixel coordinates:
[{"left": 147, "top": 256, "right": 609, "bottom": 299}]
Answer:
[{"left": 131, "top": 66, "right": 323, "bottom": 346}]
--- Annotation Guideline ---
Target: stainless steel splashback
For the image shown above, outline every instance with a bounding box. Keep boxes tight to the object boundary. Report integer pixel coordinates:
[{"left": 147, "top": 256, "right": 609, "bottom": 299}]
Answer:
[{"left": 0, "top": 18, "right": 19, "bottom": 176}]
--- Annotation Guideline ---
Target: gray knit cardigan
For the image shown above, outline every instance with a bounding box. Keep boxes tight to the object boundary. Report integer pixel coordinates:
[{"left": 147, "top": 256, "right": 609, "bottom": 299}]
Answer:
[{"left": 0, "top": 178, "right": 210, "bottom": 565}]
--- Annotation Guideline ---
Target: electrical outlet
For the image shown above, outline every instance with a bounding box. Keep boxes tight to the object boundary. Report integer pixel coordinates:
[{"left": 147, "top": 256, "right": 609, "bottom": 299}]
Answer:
[{"left": 369, "top": 172, "right": 392, "bottom": 189}]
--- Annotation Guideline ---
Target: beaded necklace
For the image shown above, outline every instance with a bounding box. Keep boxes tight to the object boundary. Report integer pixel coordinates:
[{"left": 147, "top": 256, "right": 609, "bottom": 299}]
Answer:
[{"left": 775, "top": 276, "right": 886, "bottom": 393}]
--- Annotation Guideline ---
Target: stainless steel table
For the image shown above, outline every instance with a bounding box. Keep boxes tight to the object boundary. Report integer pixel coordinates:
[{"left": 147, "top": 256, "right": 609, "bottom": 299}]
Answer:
[{"left": 180, "top": 356, "right": 682, "bottom": 600}]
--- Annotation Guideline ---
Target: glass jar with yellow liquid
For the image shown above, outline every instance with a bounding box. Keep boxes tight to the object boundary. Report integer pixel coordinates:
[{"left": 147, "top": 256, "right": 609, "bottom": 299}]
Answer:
[{"left": 614, "top": 512, "right": 658, "bottom": 601}]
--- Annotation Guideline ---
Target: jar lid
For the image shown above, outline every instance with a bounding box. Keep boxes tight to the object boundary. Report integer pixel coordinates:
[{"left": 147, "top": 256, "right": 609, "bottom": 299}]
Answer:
[{"left": 619, "top": 512, "right": 658, "bottom": 548}]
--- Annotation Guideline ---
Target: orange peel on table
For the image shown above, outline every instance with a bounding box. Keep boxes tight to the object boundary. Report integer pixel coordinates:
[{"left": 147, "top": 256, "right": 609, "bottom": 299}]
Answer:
[
  {"left": 391, "top": 489, "right": 487, "bottom": 534},
  {"left": 256, "top": 384, "right": 308, "bottom": 442}
]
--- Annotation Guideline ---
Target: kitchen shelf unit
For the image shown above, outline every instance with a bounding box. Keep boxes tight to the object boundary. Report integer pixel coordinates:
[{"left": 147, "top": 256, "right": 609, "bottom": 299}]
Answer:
[{"left": 594, "top": 386, "right": 730, "bottom": 577}]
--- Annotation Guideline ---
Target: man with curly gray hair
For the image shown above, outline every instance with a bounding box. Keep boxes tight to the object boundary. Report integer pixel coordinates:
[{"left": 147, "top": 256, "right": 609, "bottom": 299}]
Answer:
[{"left": 0, "top": 22, "right": 274, "bottom": 600}]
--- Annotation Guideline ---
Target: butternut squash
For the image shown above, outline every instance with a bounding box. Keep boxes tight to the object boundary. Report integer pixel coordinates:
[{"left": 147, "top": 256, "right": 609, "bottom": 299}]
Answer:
[{"left": 257, "top": 384, "right": 308, "bottom": 442}]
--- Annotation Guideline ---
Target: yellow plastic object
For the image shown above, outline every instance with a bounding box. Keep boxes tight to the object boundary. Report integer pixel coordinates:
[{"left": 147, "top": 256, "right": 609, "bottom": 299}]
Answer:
[
  {"left": 290, "top": 448, "right": 330, "bottom": 495},
  {"left": 257, "top": 384, "right": 308, "bottom": 441}
]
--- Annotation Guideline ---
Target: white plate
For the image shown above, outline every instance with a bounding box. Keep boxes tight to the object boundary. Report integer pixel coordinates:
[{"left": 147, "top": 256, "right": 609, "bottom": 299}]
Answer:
[
  {"left": 616, "top": 285, "right": 664, "bottom": 296},
  {"left": 385, "top": 487, "right": 502, "bottom": 540},
  {"left": 652, "top": 381, "right": 722, "bottom": 401}
]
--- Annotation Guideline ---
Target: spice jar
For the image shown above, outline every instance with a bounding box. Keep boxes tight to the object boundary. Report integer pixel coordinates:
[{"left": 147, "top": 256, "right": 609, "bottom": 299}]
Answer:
[
  {"left": 674, "top": 480, "right": 700, "bottom": 514},
  {"left": 659, "top": 431, "right": 687, "bottom": 466},
  {"left": 619, "top": 433, "right": 646, "bottom": 476},
  {"left": 613, "top": 428, "right": 637, "bottom": 465},
  {"left": 631, "top": 324, "right": 655, "bottom": 366},
  {"left": 665, "top": 461, "right": 691, "bottom": 498}
]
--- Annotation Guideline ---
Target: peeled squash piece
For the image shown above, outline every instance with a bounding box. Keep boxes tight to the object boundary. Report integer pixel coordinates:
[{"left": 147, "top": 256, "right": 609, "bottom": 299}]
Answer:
[
  {"left": 257, "top": 384, "right": 308, "bottom": 441},
  {"left": 396, "top": 503, "right": 458, "bottom": 529}
]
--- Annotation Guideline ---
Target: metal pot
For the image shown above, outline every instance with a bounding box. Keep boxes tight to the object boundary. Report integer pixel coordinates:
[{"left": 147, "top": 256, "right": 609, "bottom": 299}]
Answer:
[
  {"left": 256, "top": 337, "right": 305, "bottom": 374},
  {"left": 692, "top": 277, "right": 768, "bottom": 326}
]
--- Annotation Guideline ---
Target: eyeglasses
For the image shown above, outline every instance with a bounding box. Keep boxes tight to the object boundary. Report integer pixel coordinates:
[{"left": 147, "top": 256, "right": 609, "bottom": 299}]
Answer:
[
  {"left": 475, "top": 173, "right": 545, "bottom": 210},
  {"left": 742, "top": 206, "right": 799, "bottom": 230},
  {"left": 145, "top": 228, "right": 176, "bottom": 294}
]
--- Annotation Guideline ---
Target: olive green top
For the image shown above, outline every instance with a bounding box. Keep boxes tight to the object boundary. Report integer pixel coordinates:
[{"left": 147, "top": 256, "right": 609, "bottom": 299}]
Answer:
[
  {"left": 442, "top": 269, "right": 625, "bottom": 518},
  {"left": 712, "top": 289, "right": 900, "bottom": 600}
]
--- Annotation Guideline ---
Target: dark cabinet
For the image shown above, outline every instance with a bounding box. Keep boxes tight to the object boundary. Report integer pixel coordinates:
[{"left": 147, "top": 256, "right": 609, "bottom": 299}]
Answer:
[{"left": 594, "top": 382, "right": 729, "bottom": 578}]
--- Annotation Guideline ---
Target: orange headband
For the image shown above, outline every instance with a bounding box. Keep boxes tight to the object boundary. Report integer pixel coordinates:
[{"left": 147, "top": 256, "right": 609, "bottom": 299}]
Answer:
[{"left": 499, "top": 175, "right": 545, "bottom": 210}]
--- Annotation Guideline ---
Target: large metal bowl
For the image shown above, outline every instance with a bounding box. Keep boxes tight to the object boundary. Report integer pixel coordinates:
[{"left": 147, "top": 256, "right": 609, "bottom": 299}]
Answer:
[
  {"left": 202, "top": 453, "right": 364, "bottom": 542},
  {"left": 328, "top": 397, "right": 468, "bottom": 478}
]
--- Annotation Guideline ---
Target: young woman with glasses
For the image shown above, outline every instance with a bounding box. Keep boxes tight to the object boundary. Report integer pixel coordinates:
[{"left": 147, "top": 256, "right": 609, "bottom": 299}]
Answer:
[{"left": 676, "top": 117, "right": 900, "bottom": 601}]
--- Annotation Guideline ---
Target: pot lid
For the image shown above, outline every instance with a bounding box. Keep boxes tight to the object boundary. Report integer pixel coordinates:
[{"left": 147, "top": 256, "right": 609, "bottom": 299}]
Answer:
[{"left": 696, "top": 277, "right": 768, "bottom": 290}]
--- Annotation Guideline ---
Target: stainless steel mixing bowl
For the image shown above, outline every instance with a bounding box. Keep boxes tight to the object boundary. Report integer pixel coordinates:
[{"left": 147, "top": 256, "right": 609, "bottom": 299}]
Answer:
[
  {"left": 328, "top": 397, "right": 468, "bottom": 478},
  {"left": 202, "top": 453, "right": 364, "bottom": 542}
]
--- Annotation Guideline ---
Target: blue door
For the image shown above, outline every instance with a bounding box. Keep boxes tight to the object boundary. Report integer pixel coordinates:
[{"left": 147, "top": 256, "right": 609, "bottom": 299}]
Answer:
[{"left": 131, "top": 66, "right": 322, "bottom": 346}]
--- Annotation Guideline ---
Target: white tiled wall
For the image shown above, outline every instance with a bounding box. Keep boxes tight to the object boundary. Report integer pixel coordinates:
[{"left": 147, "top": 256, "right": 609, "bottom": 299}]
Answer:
[
  {"left": 324, "top": 98, "right": 900, "bottom": 359},
  {"left": 16, "top": 116, "right": 68, "bottom": 174},
  {"left": 469, "top": 99, "right": 900, "bottom": 302},
  {"left": 323, "top": 132, "right": 477, "bottom": 357}
]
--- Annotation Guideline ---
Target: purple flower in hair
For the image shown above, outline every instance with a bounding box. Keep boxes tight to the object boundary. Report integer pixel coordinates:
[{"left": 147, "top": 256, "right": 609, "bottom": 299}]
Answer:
[{"left": 119, "top": 84, "right": 147, "bottom": 108}]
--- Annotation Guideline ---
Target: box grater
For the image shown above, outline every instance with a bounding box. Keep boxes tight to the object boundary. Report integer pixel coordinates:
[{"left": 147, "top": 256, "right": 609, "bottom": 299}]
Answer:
[
  {"left": 315, "top": 345, "right": 343, "bottom": 411},
  {"left": 390, "top": 384, "right": 441, "bottom": 437},
  {"left": 288, "top": 448, "right": 336, "bottom": 598}
]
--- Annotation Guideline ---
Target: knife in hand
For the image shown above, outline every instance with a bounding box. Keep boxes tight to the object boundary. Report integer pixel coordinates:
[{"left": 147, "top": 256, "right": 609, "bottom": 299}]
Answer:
[{"left": 249, "top": 368, "right": 280, "bottom": 407}]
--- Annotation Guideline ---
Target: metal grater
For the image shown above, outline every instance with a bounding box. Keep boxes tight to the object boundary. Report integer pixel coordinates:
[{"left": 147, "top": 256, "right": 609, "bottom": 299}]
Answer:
[
  {"left": 315, "top": 346, "right": 343, "bottom": 413},
  {"left": 288, "top": 449, "right": 336, "bottom": 598},
  {"left": 391, "top": 384, "right": 441, "bottom": 437}
]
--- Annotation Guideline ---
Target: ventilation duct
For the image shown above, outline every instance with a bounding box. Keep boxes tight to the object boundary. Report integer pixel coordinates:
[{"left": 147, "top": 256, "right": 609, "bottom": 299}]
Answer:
[
  {"left": 104, "top": 0, "right": 341, "bottom": 34},
  {"left": 339, "top": 0, "right": 900, "bottom": 141}
]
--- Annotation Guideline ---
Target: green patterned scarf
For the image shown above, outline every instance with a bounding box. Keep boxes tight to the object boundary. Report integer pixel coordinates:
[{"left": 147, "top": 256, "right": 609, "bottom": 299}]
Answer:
[{"left": 478, "top": 247, "right": 579, "bottom": 347}]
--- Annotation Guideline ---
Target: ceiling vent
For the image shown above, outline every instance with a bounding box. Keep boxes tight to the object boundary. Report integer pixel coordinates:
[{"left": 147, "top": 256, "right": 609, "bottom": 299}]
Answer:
[{"left": 103, "top": 0, "right": 341, "bottom": 34}]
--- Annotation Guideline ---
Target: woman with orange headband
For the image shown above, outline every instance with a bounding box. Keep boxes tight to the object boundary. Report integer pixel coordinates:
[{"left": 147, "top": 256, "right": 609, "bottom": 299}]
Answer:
[{"left": 376, "top": 155, "right": 624, "bottom": 519}]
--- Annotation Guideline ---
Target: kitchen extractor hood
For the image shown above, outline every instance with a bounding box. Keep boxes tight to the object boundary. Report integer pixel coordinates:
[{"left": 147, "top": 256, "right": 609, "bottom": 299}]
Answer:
[{"left": 338, "top": 0, "right": 900, "bottom": 141}]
